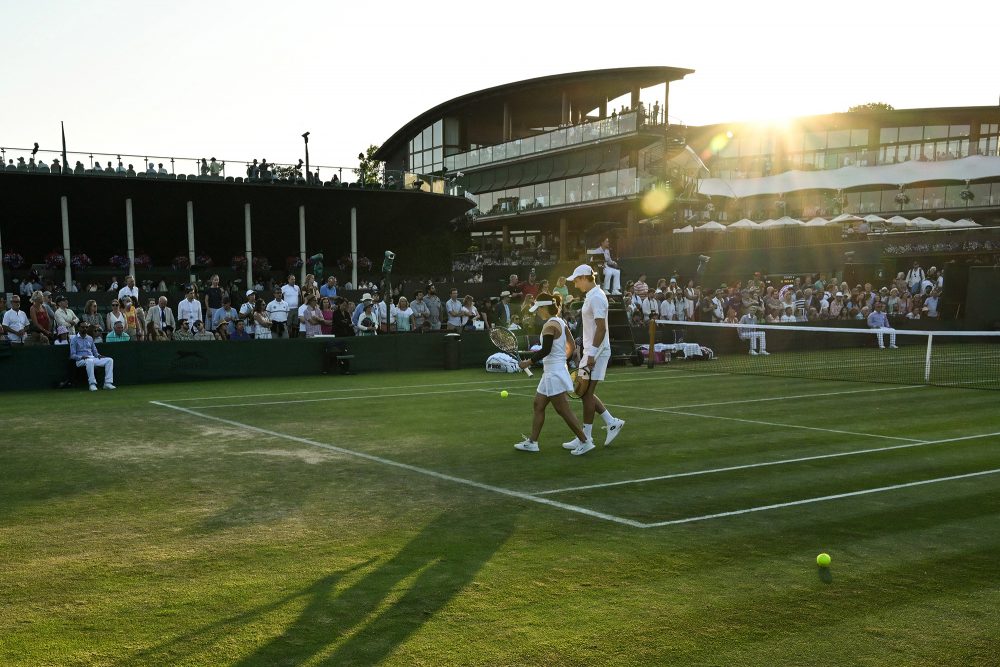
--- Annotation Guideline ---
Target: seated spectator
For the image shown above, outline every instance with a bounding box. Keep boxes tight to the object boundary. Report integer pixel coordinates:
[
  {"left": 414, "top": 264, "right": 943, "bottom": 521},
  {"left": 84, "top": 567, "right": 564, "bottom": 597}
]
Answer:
[
  {"left": 105, "top": 320, "right": 131, "bottom": 343},
  {"left": 158, "top": 163, "right": 168, "bottom": 175},
  {"left": 3, "top": 296, "right": 36, "bottom": 343},
  {"left": 126, "top": 164, "right": 136, "bottom": 177},
  {"left": 780, "top": 306, "right": 797, "bottom": 323},
  {"left": 633, "top": 273, "right": 649, "bottom": 298},
  {"left": 70, "top": 323, "right": 116, "bottom": 391},
  {"left": 867, "top": 301, "right": 897, "bottom": 349},
  {"left": 191, "top": 320, "right": 215, "bottom": 340},
  {"left": 53, "top": 326, "right": 70, "bottom": 345},
  {"left": 145, "top": 163, "right": 156, "bottom": 175},
  {"left": 230, "top": 320, "right": 251, "bottom": 340},
  {"left": 53, "top": 295, "right": 80, "bottom": 335},
  {"left": 80, "top": 299, "right": 105, "bottom": 342},
  {"left": 174, "top": 319, "right": 193, "bottom": 340},
  {"left": 28, "top": 293, "right": 53, "bottom": 343},
  {"left": 145, "top": 321, "right": 166, "bottom": 342},
  {"left": 211, "top": 296, "right": 239, "bottom": 337},
  {"left": 148, "top": 296, "right": 177, "bottom": 336},
  {"left": 252, "top": 300, "right": 273, "bottom": 339},
  {"left": 104, "top": 161, "right": 115, "bottom": 174}
]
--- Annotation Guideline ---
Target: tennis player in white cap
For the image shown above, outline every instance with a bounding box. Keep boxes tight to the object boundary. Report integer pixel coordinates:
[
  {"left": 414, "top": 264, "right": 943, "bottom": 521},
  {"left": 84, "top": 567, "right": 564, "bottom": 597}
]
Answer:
[
  {"left": 513, "top": 292, "right": 591, "bottom": 453},
  {"left": 563, "top": 264, "right": 625, "bottom": 455}
]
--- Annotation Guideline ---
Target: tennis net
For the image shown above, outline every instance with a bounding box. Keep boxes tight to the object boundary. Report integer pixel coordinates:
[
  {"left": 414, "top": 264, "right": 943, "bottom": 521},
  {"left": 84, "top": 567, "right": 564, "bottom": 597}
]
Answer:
[{"left": 647, "top": 320, "right": 1000, "bottom": 390}]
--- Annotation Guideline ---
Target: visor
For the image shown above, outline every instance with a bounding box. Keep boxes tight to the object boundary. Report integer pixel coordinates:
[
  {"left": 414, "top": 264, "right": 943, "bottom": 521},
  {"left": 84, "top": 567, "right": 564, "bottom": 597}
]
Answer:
[{"left": 528, "top": 300, "right": 553, "bottom": 313}]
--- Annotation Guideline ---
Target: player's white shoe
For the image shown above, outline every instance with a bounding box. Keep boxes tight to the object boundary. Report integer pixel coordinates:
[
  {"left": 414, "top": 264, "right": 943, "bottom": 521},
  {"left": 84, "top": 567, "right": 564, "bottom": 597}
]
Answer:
[
  {"left": 571, "top": 439, "right": 596, "bottom": 456},
  {"left": 603, "top": 418, "right": 625, "bottom": 446},
  {"left": 749, "top": 350, "right": 758, "bottom": 356},
  {"left": 759, "top": 350, "right": 770, "bottom": 356},
  {"left": 514, "top": 437, "right": 539, "bottom": 453},
  {"left": 562, "top": 438, "right": 581, "bottom": 450}
]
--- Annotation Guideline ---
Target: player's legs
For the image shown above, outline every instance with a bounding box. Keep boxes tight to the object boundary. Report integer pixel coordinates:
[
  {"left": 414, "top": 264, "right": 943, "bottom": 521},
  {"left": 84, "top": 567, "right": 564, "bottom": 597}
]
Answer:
[
  {"left": 530, "top": 393, "right": 550, "bottom": 442},
  {"left": 549, "top": 393, "right": 587, "bottom": 442}
]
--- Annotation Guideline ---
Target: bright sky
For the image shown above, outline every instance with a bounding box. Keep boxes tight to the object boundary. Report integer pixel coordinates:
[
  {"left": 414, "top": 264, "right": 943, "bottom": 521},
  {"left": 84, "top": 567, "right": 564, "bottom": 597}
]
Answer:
[{"left": 3, "top": 1, "right": 998, "bottom": 173}]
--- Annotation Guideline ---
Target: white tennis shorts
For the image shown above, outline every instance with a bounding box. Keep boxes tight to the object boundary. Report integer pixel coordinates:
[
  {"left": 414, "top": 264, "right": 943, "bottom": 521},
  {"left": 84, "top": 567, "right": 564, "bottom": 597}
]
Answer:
[
  {"left": 537, "top": 365, "right": 574, "bottom": 397},
  {"left": 581, "top": 347, "right": 612, "bottom": 382}
]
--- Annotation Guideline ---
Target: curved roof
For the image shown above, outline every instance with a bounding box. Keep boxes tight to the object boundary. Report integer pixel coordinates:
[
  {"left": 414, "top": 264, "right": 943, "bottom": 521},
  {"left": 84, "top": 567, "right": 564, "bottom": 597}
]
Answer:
[{"left": 374, "top": 66, "right": 694, "bottom": 161}]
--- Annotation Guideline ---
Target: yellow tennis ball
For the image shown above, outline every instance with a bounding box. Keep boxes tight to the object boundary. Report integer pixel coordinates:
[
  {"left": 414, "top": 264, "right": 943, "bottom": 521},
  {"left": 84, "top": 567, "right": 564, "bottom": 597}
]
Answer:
[
  {"left": 500, "top": 390, "right": 509, "bottom": 398},
  {"left": 816, "top": 553, "right": 831, "bottom": 567}
]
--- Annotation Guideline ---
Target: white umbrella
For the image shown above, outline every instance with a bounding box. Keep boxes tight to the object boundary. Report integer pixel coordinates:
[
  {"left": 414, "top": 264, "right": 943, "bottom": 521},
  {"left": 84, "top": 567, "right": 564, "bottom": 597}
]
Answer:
[
  {"left": 952, "top": 218, "right": 980, "bottom": 228},
  {"left": 695, "top": 221, "right": 726, "bottom": 231},
  {"left": 773, "top": 216, "right": 804, "bottom": 227},
  {"left": 885, "top": 215, "right": 910, "bottom": 226},
  {"left": 804, "top": 217, "right": 830, "bottom": 226},
  {"left": 673, "top": 225, "right": 694, "bottom": 233},
  {"left": 758, "top": 219, "right": 778, "bottom": 228},
  {"left": 728, "top": 219, "right": 761, "bottom": 229},
  {"left": 863, "top": 214, "right": 886, "bottom": 223},
  {"left": 910, "top": 217, "right": 939, "bottom": 229},
  {"left": 830, "top": 213, "right": 863, "bottom": 223},
  {"left": 933, "top": 217, "right": 955, "bottom": 228}
]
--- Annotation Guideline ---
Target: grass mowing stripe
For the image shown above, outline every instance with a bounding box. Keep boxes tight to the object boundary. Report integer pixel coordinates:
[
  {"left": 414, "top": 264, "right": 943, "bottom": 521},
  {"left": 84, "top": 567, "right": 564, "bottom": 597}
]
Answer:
[
  {"left": 535, "top": 430, "right": 1000, "bottom": 495},
  {"left": 190, "top": 388, "right": 492, "bottom": 409},
  {"left": 643, "top": 467, "right": 1000, "bottom": 527},
  {"left": 665, "top": 383, "right": 924, "bottom": 410},
  {"left": 148, "top": 400, "right": 646, "bottom": 528}
]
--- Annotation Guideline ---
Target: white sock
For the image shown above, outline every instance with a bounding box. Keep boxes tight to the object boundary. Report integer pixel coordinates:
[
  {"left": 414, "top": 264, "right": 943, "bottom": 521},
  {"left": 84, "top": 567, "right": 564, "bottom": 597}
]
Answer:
[
  {"left": 583, "top": 423, "right": 593, "bottom": 439},
  {"left": 600, "top": 410, "right": 615, "bottom": 425}
]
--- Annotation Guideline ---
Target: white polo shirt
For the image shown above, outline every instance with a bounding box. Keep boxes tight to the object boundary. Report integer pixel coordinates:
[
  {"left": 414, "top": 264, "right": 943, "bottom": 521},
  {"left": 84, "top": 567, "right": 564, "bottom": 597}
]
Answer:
[
  {"left": 281, "top": 284, "right": 300, "bottom": 310},
  {"left": 581, "top": 285, "right": 609, "bottom": 358},
  {"left": 267, "top": 298, "right": 288, "bottom": 322}
]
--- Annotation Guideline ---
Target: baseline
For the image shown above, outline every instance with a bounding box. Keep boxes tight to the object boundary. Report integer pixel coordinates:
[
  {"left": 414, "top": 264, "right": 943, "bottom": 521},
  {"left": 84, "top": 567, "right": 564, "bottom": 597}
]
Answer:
[{"left": 149, "top": 400, "right": 645, "bottom": 528}]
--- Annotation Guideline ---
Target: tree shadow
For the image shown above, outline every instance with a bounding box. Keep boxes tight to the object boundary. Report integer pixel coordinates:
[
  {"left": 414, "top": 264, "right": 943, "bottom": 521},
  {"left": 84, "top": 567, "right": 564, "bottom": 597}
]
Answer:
[{"left": 234, "top": 507, "right": 519, "bottom": 666}]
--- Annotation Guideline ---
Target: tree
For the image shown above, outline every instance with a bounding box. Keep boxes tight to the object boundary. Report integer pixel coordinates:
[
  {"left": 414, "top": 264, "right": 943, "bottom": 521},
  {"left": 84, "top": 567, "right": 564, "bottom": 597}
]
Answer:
[
  {"left": 847, "top": 102, "right": 895, "bottom": 113},
  {"left": 354, "top": 145, "right": 384, "bottom": 186}
]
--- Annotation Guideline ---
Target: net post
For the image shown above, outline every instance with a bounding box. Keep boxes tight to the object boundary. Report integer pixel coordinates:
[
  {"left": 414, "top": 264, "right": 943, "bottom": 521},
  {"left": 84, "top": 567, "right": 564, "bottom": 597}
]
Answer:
[
  {"left": 924, "top": 333, "right": 934, "bottom": 383},
  {"left": 647, "top": 318, "right": 656, "bottom": 369}
]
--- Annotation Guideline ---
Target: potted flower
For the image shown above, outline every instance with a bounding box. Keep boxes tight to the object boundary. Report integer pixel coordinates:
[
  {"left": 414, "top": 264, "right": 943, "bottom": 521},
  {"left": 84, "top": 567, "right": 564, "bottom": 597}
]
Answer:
[
  {"left": 286, "top": 256, "right": 304, "bottom": 270},
  {"left": 195, "top": 254, "right": 214, "bottom": 268},
  {"left": 46, "top": 251, "right": 67, "bottom": 270},
  {"left": 252, "top": 256, "right": 271, "bottom": 272},
  {"left": 71, "top": 253, "right": 92, "bottom": 270},
  {"left": 231, "top": 254, "right": 247, "bottom": 271},
  {"left": 134, "top": 253, "right": 153, "bottom": 270},
  {"left": 3, "top": 251, "right": 24, "bottom": 269},
  {"left": 172, "top": 255, "right": 191, "bottom": 271},
  {"left": 109, "top": 254, "right": 130, "bottom": 269}
]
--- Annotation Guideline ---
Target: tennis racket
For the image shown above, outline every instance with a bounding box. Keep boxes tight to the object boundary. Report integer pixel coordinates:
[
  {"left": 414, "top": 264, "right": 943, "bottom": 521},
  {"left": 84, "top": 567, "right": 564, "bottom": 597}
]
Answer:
[{"left": 489, "top": 326, "right": 532, "bottom": 376}]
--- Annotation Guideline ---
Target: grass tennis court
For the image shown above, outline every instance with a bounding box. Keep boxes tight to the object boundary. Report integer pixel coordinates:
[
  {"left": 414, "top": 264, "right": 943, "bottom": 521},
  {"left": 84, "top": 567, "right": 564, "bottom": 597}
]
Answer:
[{"left": 2, "top": 363, "right": 999, "bottom": 665}]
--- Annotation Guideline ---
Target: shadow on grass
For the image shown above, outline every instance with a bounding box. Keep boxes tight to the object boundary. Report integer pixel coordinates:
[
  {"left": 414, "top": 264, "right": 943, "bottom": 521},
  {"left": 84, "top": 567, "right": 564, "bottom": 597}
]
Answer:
[{"left": 122, "top": 507, "right": 518, "bottom": 666}]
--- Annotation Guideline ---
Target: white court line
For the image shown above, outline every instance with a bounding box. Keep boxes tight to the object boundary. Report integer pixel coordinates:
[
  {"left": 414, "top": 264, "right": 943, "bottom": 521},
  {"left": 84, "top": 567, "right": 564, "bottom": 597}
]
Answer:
[
  {"left": 602, "top": 403, "right": 925, "bottom": 444},
  {"left": 149, "top": 400, "right": 645, "bottom": 528},
  {"left": 165, "top": 365, "right": 683, "bottom": 402},
  {"left": 535, "top": 430, "right": 1000, "bottom": 496},
  {"left": 644, "top": 467, "right": 1000, "bottom": 527}
]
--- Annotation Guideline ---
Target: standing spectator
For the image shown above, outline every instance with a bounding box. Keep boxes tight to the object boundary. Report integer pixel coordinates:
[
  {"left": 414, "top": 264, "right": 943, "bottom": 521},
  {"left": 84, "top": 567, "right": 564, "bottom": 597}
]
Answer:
[
  {"left": 319, "top": 297, "right": 335, "bottom": 335},
  {"left": 424, "top": 285, "right": 443, "bottom": 330},
  {"left": 520, "top": 272, "right": 540, "bottom": 297},
  {"left": 495, "top": 291, "right": 514, "bottom": 327},
  {"left": 148, "top": 296, "right": 177, "bottom": 335},
  {"left": 239, "top": 290, "right": 257, "bottom": 338},
  {"left": 121, "top": 297, "right": 143, "bottom": 341},
  {"left": 200, "top": 158, "right": 210, "bottom": 176},
  {"left": 281, "top": 275, "right": 301, "bottom": 338},
  {"left": 266, "top": 288, "right": 289, "bottom": 338},
  {"left": 410, "top": 290, "right": 430, "bottom": 330},
  {"left": 553, "top": 276, "right": 572, "bottom": 305},
  {"left": 906, "top": 261, "right": 925, "bottom": 297},
  {"left": 373, "top": 293, "right": 389, "bottom": 333},
  {"left": 300, "top": 295, "right": 323, "bottom": 338},
  {"left": 924, "top": 288, "right": 941, "bottom": 318},
  {"left": 70, "top": 323, "right": 115, "bottom": 390},
  {"left": 351, "top": 293, "right": 374, "bottom": 331},
  {"left": 177, "top": 288, "right": 203, "bottom": 329},
  {"left": 505, "top": 274, "right": 523, "bottom": 299},
  {"left": 247, "top": 159, "right": 259, "bottom": 178},
  {"left": 320, "top": 276, "right": 338, "bottom": 299},
  {"left": 211, "top": 296, "right": 239, "bottom": 337},
  {"left": 460, "top": 295, "right": 481, "bottom": 330},
  {"left": 81, "top": 299, "right": 105, "bottom": 342},
  {"left": 445, "top": 288, "right": 464, "bottom": 332},
  {"left": 3, "top": 296, "right": 36, "bottom": 344},
  {"left": 357, "top": 303, "right": 378, "bottom": 336},
  {"left": 203, "top": 274, "right": 225, "bottom": 321},
  {"left": 54, "top": 295, "right": 80, "bottom": 335},
  {"left": 332, "top": 298, "right": 354, "bottom": 336},
  {"left": 253, "top": 299, "right": 273, "bottom": 339},
  {"left": 119, "top": 276, "right": 139, "bottom": 303},
  {"left": 393, "top": 296, "right": 413, "bottom": 332}
]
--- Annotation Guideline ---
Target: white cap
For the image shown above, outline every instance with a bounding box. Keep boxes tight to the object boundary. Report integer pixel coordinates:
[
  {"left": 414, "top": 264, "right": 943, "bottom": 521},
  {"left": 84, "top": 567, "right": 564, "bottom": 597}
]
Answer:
[
  {"left": 566, "top": 264, "right": 595, "bottom": 281},
  {"left": 528, "top": 299, "right": 553, "bottom": 313},
  {"left": 361, "top": 293, "right": 373, "bottom": 301}
]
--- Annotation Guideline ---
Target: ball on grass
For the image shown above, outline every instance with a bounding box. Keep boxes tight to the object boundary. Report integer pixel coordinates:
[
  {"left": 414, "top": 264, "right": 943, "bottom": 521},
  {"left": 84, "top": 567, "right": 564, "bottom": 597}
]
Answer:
[
  {"left": 500, "top": 390, "right": 509, "bottom": 398},
  {"left": 816, "top": 553, "right": 831, "bottom": 568}
]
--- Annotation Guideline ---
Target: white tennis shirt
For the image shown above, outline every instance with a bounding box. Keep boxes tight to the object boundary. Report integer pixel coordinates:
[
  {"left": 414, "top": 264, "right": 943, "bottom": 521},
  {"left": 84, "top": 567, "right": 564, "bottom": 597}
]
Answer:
[{"left": 581, "top": 285, "right": 609, "bottom": 358}]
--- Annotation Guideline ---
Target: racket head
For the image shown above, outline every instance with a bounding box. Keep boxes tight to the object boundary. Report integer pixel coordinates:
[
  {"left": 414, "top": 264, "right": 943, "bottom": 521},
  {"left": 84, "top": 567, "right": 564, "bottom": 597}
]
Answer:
[
  {"left": 489, "top": 326, "right": 519, "bottom": 355},
  {"left": 570, "top": 367, "right": 590, "bottom": 398}
]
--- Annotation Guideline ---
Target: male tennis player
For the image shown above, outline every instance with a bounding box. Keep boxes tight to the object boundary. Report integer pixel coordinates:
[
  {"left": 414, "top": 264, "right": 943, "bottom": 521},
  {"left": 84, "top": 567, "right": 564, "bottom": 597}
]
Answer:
[
  {"left": 563, "top": 264, "right": 625, "bottom": 455},
  {"left": 513, "top": 293, "right": 592, "bottom": 453}
]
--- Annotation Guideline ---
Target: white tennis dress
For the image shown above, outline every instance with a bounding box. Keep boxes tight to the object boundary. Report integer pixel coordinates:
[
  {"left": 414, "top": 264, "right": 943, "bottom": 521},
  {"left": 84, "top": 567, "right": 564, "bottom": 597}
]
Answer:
[{"left": 536, "top": 317, "right": 575, "bottom": 397}]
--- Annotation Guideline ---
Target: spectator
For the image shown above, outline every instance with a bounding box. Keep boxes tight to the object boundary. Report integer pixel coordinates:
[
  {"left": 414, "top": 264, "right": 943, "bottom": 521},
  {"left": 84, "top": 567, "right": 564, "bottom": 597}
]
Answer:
[
  {"left": 190, "top": 320, "right": 215, "bottom": 340},
  {"left": 54, "top": 295, "right": 80, "bottom": 335},
  {"left": 520, "top": 272, "right": 540, "bottom": 297},
  {"left": 320, "top": 276, "right": 338, "bottom": 298},
  {"left": 553, "top": 276, "right": 572, "bottom": 305},
  {"left": 357, "top": 303, "right": 378, "bottom": 336},
  {"left": 200, "top": 158, "right": 209, "bottom": 176},
  {"left": 121, "top": 297, "right": 143, "bottom": 341},
  {"left": 51, "top": 158, "right": 61, "bottom": 172},
  {"left": 332, "top": 298, "right": 354, "bottom": 336},
  {"left": 158, "top": 163, "right": 168, "bottom": 175},
  {"left": 230, "top": 320, "right": 251, "bottom": 341},
  {"left": 739, "top": 307, "right": 768, "bottom": 355},
  {"left": 116, "top": 160, "right": 126, "bottom": 174},
  {"left": 81, "top": 299, "right": 105, "bottom": 342},
  {"left": 780, "top": 306, "right": 797, "bottom": 323},
  {"left": 266, "top": 288, "right": 289, "bottom": 338},
  {"left": 659, "top": 291, "right": 676, "bottom": 321},
  {"left": 319, "top": 297, "right": 335, "bottom": 335},
  {"left": 829, "top": 292, "right": 847, "bottom": 319},
  {"left": 177, "top": 288, "right": 203, "bottom": 329},
  {"left": 148, "top": 296, "right": 177, "bottom": 336},
  {"left": 119, "top": 276, "right": 139, "bottom": 303},
  {"left": 351, "top": 293, "right": 374, "bottom": 332},
  {"left": 211, "top": 296, "right": 239, "bottom": 337},
  {"left": 238, "top": 290, "right": 257, "bottom": 338},
  {"left": 460, "top": 295, "right": 480, "bottom": 330},
  {"left": 174, "top": 319, "right": 193, "bottom": 340},
  {"left": 495, "top": 291, "right": 513, "bottom": 327},
  {"left": 906, "top": 261, "right": 925, "bottom": 297},
  {"left": 373, "top": 293, "right": 388, "bottom": 333},
  {"left": 410, "top": 290, "right": 430, "bottom": 330},
  {"left": 924, "top": 288, "right": 941, "bottom": 318},
  {"left": 70, "top": 323, "right": 115, "bottom": 390},
  {"left": 252, "top": 299, "right": 272, "bottom": 339},
  {"left": 921, "top": 268, "right": 937, "bottom": 295},
  {"left": 424, "top": 285, "right": 443, "bottom": 330},
  {"left": 3, "top": 296, "right": 36, "bottom": 344},
  {"left": 126, "top": 164, "right": 136, "bottom": 177},
  {"left": 106, "top": 299, "right": 126, "bottom": 333},
  {"left": 145, "top": 321, "right": 166, "bottom": 342},
  {"left": 28, "top": 293, "right": 53, "bottom": 343},
  {"left": 445, "top": 288, "right": 464, "bottom": 332},
  {"left": 203, "top": 274, "right": 225, "bottom": 320},
  {"left": 506, "top": 274, "right": 523, "bottom": 299},
  {"left": 281, "top": 275, "right": 301, "bottom": 338},
  {"left": 53, "top": 326, "right": 70, "bottom": 345},
  {"left": 145, "top": 163, "right": 156, "bottom": 175},
  {"left": 393, "top": 297, "right": 413, "bottom": 332},
  {"left": 105, "top": 320, "right": 131, "bottom": 343},
  {"left": 301, "top": 295, "right": 323, "bottom": 338},
  {"left": 633, "top": 273, "right": 649, "bottom": 298},
  {"left": 134, "top": 299, "right": 149, "bottom": 342},
  {"left": 598, "top": 237, "right": 622, "bottom": 294},
  {"left": 247, "top": 159, "right": 259, "bottom": 178}
]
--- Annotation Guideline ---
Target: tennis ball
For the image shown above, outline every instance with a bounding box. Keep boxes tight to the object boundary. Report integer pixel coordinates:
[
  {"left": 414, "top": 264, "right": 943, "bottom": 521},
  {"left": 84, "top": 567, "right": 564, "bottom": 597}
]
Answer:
[
  {"left": 816, "top": 553, "right": 831, "bottom": 568},
  {"left": 500, "top": 390, "right": 509, "bottom": 398}
]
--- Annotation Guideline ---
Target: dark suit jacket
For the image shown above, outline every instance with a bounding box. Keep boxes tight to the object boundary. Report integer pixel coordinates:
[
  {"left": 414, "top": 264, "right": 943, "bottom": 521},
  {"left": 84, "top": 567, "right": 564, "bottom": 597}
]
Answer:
[{"left": 494, "top": 301, "right": 513, "bottom": 327}]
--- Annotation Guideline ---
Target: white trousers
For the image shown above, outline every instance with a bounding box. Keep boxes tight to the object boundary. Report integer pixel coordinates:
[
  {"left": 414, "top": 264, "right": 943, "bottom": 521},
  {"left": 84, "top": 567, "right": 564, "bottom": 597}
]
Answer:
[
  {"left": 76, "top": 357, "right": 114, "bottom": 385},
  {"left": 873, "top": 327, "right": 896, "bottom": 348},
  {"left": 744, "top": 332, "right": 766, "bottom": 352},
  {"left": 603, "top": 266, "right": 621, "bottom": 293}
]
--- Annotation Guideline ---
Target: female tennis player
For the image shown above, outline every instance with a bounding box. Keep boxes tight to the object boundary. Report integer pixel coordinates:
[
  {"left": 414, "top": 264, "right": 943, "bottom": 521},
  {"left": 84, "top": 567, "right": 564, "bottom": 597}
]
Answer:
[{"left": 514, "top": 293, "right": 593, "bottom": 453}]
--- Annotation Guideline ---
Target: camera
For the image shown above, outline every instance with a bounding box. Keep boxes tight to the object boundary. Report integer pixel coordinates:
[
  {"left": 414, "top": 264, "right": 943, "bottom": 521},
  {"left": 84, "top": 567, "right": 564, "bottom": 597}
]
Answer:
[{"left": 385, "top": 250, "right": 395, "bottom": 260}]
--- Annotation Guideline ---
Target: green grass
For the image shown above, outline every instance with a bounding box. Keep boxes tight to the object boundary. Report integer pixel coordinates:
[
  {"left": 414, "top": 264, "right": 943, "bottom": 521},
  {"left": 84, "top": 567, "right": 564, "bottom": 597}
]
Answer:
[{"left": 2, "top": 363, "right": 999, "bottom": 666}]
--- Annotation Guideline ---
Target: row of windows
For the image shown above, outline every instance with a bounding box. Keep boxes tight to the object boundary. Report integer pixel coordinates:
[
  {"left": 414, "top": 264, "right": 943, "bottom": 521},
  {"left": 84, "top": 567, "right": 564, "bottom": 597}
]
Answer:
[{"left": 472, "top": 168, "right": 639, "bottom": 217}]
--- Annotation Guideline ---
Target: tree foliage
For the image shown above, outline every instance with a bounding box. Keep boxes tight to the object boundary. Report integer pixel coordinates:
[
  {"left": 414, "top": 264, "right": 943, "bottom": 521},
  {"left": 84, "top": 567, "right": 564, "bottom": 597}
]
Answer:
[
  {"left": 354, "top": 145, "right": 384, "bottom": 186},
  {"left": 847, "top": 102, "right": 895, "bottom": 113}
]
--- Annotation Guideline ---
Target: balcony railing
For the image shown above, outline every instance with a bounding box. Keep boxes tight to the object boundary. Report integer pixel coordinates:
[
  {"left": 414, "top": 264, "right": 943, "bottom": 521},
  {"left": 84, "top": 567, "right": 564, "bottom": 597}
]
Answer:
[{"left": 444, "top": 109, "right": 668, "bottom": 172}]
